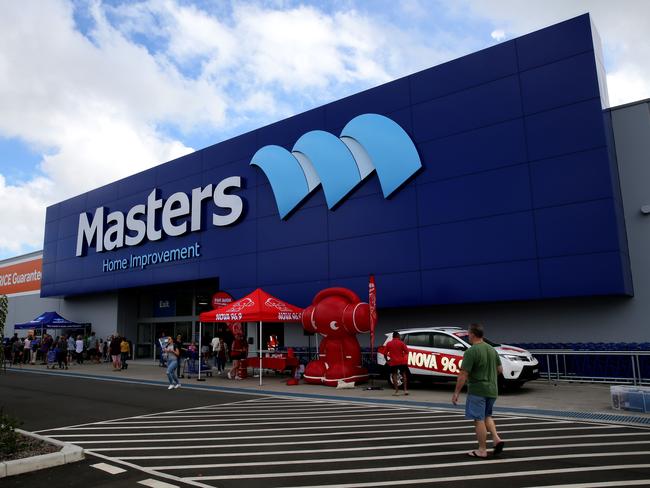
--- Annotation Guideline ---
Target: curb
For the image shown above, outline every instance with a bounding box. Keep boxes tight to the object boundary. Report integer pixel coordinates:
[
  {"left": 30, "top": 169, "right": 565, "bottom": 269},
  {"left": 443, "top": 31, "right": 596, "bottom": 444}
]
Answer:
[{"left": 0, "top": 429, "right": 84, "bottom": 478}]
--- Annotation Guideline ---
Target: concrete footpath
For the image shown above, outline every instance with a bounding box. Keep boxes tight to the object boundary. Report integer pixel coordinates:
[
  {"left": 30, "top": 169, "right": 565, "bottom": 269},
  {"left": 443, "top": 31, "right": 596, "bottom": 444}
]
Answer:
[{"left": 5, "top": 358, "right": 650, "bottom": 426}]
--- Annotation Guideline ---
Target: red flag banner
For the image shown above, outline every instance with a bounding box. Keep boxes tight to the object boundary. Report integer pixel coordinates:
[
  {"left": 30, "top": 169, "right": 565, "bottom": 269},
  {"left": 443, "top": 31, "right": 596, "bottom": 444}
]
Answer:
[{"left": 369, "top": 275, "right": 377, "bottom": 356}]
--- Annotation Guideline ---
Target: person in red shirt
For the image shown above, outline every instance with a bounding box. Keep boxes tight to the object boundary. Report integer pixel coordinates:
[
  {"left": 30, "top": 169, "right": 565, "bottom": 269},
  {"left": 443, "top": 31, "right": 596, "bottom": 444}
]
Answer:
[{"left": 385, "top": 331, "right": 409, "bottom": 396}]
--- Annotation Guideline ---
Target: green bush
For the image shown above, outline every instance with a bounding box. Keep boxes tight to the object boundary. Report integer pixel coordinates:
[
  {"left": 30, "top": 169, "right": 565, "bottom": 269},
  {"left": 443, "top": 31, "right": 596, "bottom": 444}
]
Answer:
[{"left": 0, "top": 407, "right": 23, "bottom": 457}]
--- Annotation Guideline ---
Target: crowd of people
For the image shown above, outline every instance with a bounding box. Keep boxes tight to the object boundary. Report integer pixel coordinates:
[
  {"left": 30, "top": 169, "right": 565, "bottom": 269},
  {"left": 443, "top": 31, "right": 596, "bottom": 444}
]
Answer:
[{"left": 2, "top": 331, "right": 132, "bottom": 370}]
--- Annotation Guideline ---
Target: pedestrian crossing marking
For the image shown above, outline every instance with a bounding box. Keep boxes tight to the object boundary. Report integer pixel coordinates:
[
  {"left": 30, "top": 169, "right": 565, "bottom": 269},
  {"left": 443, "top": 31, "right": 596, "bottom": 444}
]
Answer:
[{"left": 38, "top": 395, "right": 650, "bottom": 488}]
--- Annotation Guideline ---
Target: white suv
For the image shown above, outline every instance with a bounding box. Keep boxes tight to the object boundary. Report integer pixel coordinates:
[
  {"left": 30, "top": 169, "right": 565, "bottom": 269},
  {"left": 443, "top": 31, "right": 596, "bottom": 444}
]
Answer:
[{"left": 377, "top": 327, "right": 539, "bottom": 389}]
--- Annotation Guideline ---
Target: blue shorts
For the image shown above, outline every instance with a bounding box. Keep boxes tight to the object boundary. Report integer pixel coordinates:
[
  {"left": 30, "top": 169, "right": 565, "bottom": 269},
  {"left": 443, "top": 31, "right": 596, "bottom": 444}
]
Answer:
[{"left": 465, "top": 394, "right": 496, "bottom": 421}]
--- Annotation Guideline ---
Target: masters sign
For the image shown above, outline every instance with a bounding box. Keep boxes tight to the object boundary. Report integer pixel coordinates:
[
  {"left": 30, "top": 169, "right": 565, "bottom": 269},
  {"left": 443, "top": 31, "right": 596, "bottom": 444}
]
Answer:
[{"left": 75, "top": 176, "right": 243, "bottom": 257}]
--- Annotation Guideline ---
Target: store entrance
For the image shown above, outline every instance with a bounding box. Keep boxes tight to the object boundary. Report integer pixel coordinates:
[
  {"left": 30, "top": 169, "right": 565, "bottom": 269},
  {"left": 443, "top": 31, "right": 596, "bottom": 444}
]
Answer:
[{"left": 137, "top": 322, "right": 197, "bottom": 359}]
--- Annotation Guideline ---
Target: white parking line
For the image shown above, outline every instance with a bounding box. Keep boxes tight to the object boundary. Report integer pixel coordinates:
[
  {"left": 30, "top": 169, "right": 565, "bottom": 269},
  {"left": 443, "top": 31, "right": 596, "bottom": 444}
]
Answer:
[
  {"left": 89, "top": 421, "right": 566, "bottom": 451},
  {"left": 137, "top": 478, "right": 180, "bottom": 488},
  {"left": 155, "top": 443, "right": 650, "bottom": 471},
  {"left": 88, "top": 412, "right": 461, "bottom": 426},
  {"left": 184, "top": 452, "right": 650, "bottom": 481},
  {"left": 274, "top": 465, "right": 650, "bottom": 488},
  {"left": 120, "top": 438, "right": 650, "bottom": 461},
  {"left": 87, "top": 451, "right": 212, "bottom": 488},
  {"left": 51, "top": 423, "right": 625, "bottom": 445},
  {"left": 90, "top": 462, "right": 126, "bottom": 474},
  {"left": 44, "top": 417, "right": 480, "bottom": 436},
  {"left": 134, "top": 407, "right": 406, "bottom": 418},
  {"left": 524, "top": 481, "right": 650, "bottom": 488}
]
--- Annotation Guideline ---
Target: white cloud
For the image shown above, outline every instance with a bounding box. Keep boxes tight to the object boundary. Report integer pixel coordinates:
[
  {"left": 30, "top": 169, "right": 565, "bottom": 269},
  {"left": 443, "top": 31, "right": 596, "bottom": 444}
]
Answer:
[
  {"left": 0, "top": 175, "right": 52, "bottom": 254},
  {"left": 491, "top": 29, "right": 506, "bottom": 41},
  {"left": 606, "top": 68, "right": 650, "bottom": 107}
]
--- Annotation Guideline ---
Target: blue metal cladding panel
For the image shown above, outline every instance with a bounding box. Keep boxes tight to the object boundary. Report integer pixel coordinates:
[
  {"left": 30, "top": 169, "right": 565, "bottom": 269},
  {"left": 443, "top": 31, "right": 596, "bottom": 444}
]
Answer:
[
  {"left": 325, "top": 78, "right": 411, "bottom": 131},
  {"left": 258, "top": 108, "right": 325, "bottom": 149},
  {"left": 410, "top": 41, "right": 518, "bottom": 104},
  {"left": 199, "top": 254, "right": 256, "bottom": 288},
  {"left": 155, "top": 151, "right": 202, "bottom": 186},
  {"left": 519, "top": 52, "right": 601, "bottom": 115},
  {"left": 539, "top": 252, "right": 627, "bottom": 298},
  {"left": 257, "top": 205, "right": 328, "bottom": 252},
  {"left": 201, "top": 131, "right": 257, "bottom": 169},
  {"left": 263, "top": 281, "right": 330, "bottom": 308},
  {"left": 419, "top": 212, "right": 537, "bottom": 269},
  {"left": 45, "top": 203, "right": 60, "bottom": 223},
  {"left": 329, "top": 229, "right": 421, "bottom": 279},
  {"left": 416, "top": 119, "right": 527, "bottom": 184},
  {"left": 200, "top": 219, "right": 257, "bottom": 259},
  {"left": 417, "top": 165, "right": 532, "bottom": 226},
  {"left": 332, "top": 272, "right": 422, "bottom": 308},
  {"left": 40, "top": 13, "right": 632, "bottom": 306},
  {"left": 411, "top": 75, "right": 523, "bottom": 142},
  {"left": 327, "top": 186, "right": 418, "bottom": 240},
  {"left": 530, "top": 147, "right": 614, "bottom": 208},
  {"left": 257, "top": 243, "right": 329, "bottom": 287},
  {"left": 535, "top": 199, "right": 621, "bottom": 257},
  {"left": 516, "top": 15, "right": 595, "bottom": 71},
  {"left": 421, "top": 260, "right": 541, "bottom": 304},
  {"left": 525, "top": 99, "right": 607, "bottom": 161}
]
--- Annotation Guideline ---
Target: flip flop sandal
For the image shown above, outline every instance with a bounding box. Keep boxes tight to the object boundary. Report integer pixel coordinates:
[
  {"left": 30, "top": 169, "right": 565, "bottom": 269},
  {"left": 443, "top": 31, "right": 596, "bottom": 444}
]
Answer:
[
  {"left": 467, "top": 450, "right": 488, "bottom": 459},
  {"left": 493, "top": 441, "right": 505, "bottom": 455}
]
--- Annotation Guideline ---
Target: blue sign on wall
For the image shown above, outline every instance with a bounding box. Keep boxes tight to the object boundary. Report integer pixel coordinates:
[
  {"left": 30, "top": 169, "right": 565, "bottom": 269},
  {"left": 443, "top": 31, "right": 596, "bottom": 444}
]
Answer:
[{"left": 41, "top": 14, "right": 633, "bottom": 308}]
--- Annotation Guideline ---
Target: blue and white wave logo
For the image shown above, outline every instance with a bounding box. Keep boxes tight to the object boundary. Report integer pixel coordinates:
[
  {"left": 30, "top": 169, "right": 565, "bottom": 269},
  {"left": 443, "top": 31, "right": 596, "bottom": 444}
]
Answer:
[{"left": 251, "top": 113, "right": 422, "bottom": 218}]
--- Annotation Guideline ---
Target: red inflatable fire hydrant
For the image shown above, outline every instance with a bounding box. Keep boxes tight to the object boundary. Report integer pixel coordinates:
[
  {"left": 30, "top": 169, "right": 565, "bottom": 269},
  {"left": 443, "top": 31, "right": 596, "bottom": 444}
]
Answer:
[{"left": 301, "top": 288, "right": 371, "bottom": 386}]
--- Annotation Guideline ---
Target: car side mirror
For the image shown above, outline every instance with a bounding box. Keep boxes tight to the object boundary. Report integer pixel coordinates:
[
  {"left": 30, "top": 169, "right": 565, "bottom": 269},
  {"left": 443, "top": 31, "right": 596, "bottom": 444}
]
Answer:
[{"left": 453, "top": 343, "right": 467, "bottom": 351}]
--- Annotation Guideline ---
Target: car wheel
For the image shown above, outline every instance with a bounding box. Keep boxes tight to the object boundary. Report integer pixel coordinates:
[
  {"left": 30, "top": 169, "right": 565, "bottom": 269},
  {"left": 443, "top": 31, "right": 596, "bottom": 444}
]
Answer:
[{"left": 387, "top": 370, "right": 404, "bottom": 387}]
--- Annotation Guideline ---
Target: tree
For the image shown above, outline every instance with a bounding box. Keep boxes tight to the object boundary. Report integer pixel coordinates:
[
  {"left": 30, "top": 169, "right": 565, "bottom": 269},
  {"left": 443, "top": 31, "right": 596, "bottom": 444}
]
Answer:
[{"left": 0, "top": 294, "right": 7, "bottom": 373}]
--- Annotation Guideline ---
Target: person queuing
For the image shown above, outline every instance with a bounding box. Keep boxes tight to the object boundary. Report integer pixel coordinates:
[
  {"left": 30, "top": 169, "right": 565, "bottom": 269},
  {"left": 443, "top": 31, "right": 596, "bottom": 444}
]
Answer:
[
  {"left": 212, "top": 335, "right": 227, "bottom": 375},
  {"left": 102, "top": 337, "right": 110, "bottom": 362},
  {"left": 39, "top": 334, "right": 53, "bottom": 365},
  {"left": 109, "top": 334, "right": 122, "bottom": 371},
  {"left": 67, "top": 334, "right": 75, "bottom": 364},
  {"left": 87, "top": 332, "right": 99, "bottom": 364},
  {"left": 74, "top": 335, "right": 84, "bottom": 364},
  {"left": 227, "top": 334, "right": 247, "bottom": 380},
  {"left": 11, "top": 337, "right": 23, "bottom": 365},
  {"left": 164, "top": 336, "right": 181, "bottom": 389},
  {"left": 452, "top": 323, "right": 505, "bottom": 459},
  {"left": 29, "top": 336, "right": 40, "bottom": 365},
  {"left": 22, "top": 336, "right": 30, "bottom": 364},
  {"left": 120, "top": 336, "right": 130, "bottom": 370},
  {"left": 55, "top": 335, "right": 68, "bottom": 369}
]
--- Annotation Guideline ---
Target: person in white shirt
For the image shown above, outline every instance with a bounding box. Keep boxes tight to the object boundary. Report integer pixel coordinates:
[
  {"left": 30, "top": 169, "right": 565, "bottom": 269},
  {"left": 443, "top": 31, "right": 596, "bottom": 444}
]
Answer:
[
  {"left": 23, "top": 336, "right": 32, "bottom": 364},
  {"left": 75, "top": 335, "right": 84, "bottom": 364},
  {"left": 211, "top": 336, "right": 220, "bottom": 369}
]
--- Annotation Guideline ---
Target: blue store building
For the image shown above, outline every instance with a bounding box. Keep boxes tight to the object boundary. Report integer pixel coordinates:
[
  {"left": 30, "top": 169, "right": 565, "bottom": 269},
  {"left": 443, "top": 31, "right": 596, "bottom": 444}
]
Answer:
[{"left": 6, "top": 14, "right": 650, "bottom": 356}]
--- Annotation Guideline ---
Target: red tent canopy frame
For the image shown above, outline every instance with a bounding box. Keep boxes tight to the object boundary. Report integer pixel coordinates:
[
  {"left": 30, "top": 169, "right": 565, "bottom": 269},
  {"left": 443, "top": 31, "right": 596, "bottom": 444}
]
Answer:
[{"left": 199, "top": 288, "right": 303, "bottom": 385}]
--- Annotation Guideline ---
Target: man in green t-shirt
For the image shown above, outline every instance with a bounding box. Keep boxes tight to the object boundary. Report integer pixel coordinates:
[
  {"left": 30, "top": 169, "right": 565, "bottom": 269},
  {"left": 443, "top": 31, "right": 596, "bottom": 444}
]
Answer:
[{"left": 452, "top": 323, "right": 505, "bottom": 459}]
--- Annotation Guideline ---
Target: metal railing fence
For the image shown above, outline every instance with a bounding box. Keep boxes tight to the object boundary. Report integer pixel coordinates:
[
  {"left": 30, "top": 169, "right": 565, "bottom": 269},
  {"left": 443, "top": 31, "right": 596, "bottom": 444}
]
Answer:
[{"left": 529, "top": 349, "right": 650, "bottom": 386}]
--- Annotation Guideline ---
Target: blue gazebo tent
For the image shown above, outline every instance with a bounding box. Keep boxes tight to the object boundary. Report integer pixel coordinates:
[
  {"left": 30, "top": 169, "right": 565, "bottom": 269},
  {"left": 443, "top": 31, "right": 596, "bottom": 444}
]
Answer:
[{"left": 14, "top": 311, "right": 83, "bottom": 335}]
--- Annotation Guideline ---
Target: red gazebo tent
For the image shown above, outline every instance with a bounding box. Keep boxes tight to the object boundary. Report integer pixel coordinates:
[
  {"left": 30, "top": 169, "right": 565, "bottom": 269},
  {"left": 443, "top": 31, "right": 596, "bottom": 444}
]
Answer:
[{"left": 199, "top": 288, "right": 303, "bottom": 385}]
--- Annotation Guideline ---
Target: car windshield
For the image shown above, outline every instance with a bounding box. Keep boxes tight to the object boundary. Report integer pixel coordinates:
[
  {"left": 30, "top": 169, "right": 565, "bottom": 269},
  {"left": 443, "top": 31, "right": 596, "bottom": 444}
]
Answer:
[{"left": 454, "top": 331, "right": 501, "bottom": 347}]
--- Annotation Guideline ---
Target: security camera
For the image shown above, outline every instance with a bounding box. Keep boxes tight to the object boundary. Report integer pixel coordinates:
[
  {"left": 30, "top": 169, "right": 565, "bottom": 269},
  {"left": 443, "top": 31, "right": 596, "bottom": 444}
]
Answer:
[{"left": 641, "top": 205, "right": 650, "bottom": 215}]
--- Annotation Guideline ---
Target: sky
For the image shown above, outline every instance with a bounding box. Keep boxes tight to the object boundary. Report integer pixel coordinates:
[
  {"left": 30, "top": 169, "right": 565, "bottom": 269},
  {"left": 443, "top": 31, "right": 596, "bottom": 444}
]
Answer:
[{"left": 1, "top": 0, "right": 649, "bottom": 260}]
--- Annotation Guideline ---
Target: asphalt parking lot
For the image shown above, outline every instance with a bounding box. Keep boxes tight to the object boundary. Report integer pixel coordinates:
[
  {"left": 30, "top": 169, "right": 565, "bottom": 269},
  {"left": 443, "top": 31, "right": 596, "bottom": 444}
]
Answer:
[{"left": 2, "top": 370, "right": 650, "bottom": 487}]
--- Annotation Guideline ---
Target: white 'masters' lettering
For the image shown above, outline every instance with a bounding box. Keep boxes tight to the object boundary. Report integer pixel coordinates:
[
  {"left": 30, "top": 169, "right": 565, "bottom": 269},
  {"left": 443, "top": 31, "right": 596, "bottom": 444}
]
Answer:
[{"left": 75, "top": 177, "right": 243, "bottom": 257}]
